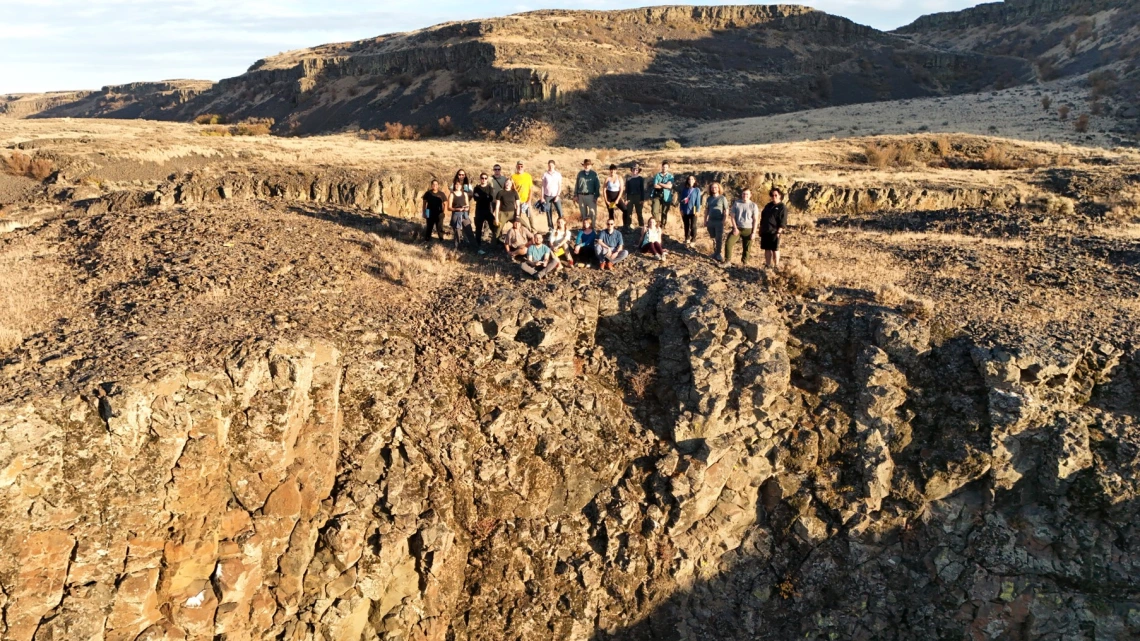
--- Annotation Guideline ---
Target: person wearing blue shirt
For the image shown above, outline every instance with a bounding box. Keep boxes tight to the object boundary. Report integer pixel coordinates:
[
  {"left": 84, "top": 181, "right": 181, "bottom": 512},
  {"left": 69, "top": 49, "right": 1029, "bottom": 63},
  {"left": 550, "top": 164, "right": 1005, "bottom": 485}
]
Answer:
[
  {"left": 521, "top": 233, "right": 561, "bottom": 279},
  {"left": 678, "top": 175, "right": 703, "bottom": 248},
  {"left": 651, "top": 161, "right": 675, "bottom": 237},
  {"left": 573, "top": 217, "right": 599, "bottom": 267},
  {"left": 594, "top": 217, "right": 629, "bottom": 270}
]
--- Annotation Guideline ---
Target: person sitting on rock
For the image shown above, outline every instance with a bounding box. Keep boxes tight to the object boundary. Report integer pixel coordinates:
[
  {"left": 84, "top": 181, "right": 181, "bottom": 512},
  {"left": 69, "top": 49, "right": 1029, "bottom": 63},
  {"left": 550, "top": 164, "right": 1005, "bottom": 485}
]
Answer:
[
  {"left": 502, "top": 218, "right": 530, "bottom": 260},
  {"left": 595, "top": 217, "right": 629, "bottom": 270},
  {"left": 521, "top": 233, "right": 561, "bottom": 279},
  {"left": 639, "top": 216, "right": 666, "bottom": 261},
  {"left": 573, "top": 217, "right": 598, "bottom": 267},
  {"left": 548, "top": 217, "right": 575, "bottom": 268}
]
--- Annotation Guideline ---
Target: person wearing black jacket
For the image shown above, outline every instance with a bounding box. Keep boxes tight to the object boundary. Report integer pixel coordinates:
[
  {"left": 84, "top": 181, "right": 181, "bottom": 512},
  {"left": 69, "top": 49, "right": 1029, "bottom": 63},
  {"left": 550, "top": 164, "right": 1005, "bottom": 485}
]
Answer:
[
  {"left": 760, "top": 187, "right": 789, "bottom": 269},
  {"left": 472, "top": 173, "right": 497, "bottom": 254},
  {"left": 624, "top": 162, "right": 647, "bottom": 230}
]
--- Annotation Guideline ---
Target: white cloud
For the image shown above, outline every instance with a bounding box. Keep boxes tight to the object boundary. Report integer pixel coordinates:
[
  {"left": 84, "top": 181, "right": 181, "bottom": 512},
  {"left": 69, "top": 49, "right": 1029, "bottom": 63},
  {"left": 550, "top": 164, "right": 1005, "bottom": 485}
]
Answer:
[{"left": 0, "top": 0, "right": 990, "bottom": 93}]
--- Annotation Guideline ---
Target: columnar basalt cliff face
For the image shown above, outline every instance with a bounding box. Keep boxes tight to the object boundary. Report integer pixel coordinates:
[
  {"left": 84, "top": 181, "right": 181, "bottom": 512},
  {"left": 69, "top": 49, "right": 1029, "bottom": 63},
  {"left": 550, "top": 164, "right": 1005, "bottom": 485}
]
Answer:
[
  {"left": 898, "top": 0, "right": 1140, "bottom": 83},
  {"left": 2, "top": 263, "right": 1138, "bottom": 640},
  {"left": 900, "top": 0, "right": 1129, "bottom": 32},
  {"left": 8, "top": 5, "right": 1034, "bottom": 139}
]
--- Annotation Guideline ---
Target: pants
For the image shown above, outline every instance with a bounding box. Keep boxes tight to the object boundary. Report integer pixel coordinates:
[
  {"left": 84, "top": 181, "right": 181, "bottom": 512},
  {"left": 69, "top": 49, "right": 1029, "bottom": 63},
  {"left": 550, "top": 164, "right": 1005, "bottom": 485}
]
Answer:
[
  {"left": 627, "top": 198, "right": 645, "bottom": 227},
  {"left": 553, "top": 246, "right": 575, "bottom": 265},
  {"left": 522, "top": 257, "right": 560, "bottom": 278},
  {"left": 519, "top": 202, "right": 533, "bottom": 228},
  {"left": 596, "top": 243, "right": 629, "bottom": 265},
  {"left": 498, "top": 209, "right": 517, "bottom": 231},
  {"left": 475, "top": 210, "right": 497, "bottom": 246},
  {"left": 577, "top": 194, "right": 598, "bottom": 225},
  {"left": 652, "top": 198, "right": 673, "bottom": 231},
  {"left": 707, "top": 222, "right": 725, "bottom": 259},
  {"left": 724, "top": 228, "right": 754, "bottom": 264},
  {"left": 642, "top": 242, "right": 664, "bottom": 256},
  {"left": 424, "top": 212, "right": 444, "bottom": 240},
  {"left": 575, "top": 245, "right": 597, "bottom": 266},
  {"left": 544, "top": 197, "right": 564, "bottom": 229},
  {"left": 682, "top": 213, "right": 697, "bottom": 243},
  {"left": 453, "top": 224, "right": 475, "bottom": 250}
]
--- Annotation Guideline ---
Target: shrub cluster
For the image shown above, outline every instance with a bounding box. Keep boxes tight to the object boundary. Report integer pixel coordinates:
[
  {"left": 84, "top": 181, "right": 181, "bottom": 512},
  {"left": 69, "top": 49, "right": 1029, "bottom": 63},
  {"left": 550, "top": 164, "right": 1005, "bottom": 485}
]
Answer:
[{"left": 1, "top": 151, "right": 54, "bottom": 181}]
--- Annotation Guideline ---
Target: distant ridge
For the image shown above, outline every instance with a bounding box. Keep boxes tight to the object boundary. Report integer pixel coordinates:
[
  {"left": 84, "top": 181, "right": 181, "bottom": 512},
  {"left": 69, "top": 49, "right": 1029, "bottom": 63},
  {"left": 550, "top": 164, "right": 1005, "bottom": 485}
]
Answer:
[{"left": 1, "top": 4, "right": 1050, "bottom": 142}]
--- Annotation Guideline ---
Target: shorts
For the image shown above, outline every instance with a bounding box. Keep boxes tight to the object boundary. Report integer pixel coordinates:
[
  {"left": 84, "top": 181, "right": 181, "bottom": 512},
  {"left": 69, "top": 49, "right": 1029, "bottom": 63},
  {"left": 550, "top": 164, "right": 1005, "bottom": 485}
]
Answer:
[{"left": 760, "top": 233, "right": 780, "bottom": 251}]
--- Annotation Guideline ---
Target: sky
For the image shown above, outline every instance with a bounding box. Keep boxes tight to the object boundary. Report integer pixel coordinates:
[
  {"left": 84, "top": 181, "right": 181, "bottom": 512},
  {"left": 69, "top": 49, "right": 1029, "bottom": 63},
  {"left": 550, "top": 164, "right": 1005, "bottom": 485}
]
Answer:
[{"left": 0, "top": 0, "right": 991, "bottom": 94}]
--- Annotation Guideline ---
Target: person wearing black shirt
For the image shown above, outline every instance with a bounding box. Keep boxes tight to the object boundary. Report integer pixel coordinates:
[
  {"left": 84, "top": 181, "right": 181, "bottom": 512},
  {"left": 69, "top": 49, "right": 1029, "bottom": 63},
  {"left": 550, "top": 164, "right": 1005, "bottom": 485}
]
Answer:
[
  {"left": 422, "top": 180, "right": 446, "bottom": 242},
  {"left": 760, "top": 187, "right": 789, "bottom": 269},
  {"left": 625, "top": 163, "right": 647, "bottom": 230},
  {"left": 472, "top": 173, "right": 497, "bottom": 254},
  {"left": 494, "top": 179, "right": 522, "bottom": 229}
]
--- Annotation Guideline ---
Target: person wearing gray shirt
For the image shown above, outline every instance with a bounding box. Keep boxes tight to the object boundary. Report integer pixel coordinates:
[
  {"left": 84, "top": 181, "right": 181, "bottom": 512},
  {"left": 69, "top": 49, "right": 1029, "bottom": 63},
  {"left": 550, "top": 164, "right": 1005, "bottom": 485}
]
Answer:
[
  {"left": 724, "top": 187, "right": 760, "bottom": 265},
  {"left": 703, "top": 182, "right": 730, "bottom": 262}
]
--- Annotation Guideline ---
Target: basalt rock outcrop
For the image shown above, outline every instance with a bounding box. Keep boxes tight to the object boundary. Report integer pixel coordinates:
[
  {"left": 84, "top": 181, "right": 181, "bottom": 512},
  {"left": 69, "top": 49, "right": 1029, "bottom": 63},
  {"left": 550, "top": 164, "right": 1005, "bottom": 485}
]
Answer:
[
  {"left": 12, "top": 5, "right": 1033, "bottom": 139},
  {"left": 73, "top": 166, "right": 1037, "bottom": 227},
  {"left": 2, "top": 263, "right": 1137, "bottom": 640}
]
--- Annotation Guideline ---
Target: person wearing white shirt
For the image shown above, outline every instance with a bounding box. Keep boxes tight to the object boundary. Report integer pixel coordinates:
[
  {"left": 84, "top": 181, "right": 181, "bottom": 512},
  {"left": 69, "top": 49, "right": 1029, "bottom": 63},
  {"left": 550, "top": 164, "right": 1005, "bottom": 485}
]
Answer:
[{"left": 541, "top": 159, "right": 564, "bottom": 230}]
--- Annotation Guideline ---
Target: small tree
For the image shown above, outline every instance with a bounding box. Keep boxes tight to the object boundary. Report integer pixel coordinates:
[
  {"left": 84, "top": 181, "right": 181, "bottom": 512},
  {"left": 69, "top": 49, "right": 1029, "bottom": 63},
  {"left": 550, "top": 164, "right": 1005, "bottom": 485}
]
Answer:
[
  {"left": 1074, "top": 113, "right": 1091, "bottom": 133},
  {"left": 1058, "top": 105, "right": 1071, "bottom": 121},
  {"left": 1041, "top": 96, "right": 1052, "bottom": 111}
]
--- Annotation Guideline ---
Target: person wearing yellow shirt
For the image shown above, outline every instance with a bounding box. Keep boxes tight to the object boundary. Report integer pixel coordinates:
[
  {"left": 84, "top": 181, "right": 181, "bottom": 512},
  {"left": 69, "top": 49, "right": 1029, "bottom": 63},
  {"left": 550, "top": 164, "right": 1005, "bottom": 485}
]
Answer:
[{"left": 510, "top": 160, "right": 536, "bottom": 230}]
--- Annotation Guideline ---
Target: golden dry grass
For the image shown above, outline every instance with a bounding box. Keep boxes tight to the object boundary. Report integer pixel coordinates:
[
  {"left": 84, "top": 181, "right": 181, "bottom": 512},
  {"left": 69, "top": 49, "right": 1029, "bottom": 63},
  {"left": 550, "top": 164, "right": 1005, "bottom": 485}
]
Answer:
[{"left": 366, "top": 232, "right": 460, "bottom": 287}]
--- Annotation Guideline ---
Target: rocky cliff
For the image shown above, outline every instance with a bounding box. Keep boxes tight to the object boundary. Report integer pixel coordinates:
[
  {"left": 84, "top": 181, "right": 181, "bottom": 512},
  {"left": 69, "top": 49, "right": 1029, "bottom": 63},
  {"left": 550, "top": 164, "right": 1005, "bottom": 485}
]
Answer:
[
  {"left": 9, "top": 5, "right": 1034, "bottom": 140},
  {"left": 898, "top": 0, "right": 1139, "bottom": 81},
  {"left": 2, "top": 263, "right": 1137, "bottom": 640}
]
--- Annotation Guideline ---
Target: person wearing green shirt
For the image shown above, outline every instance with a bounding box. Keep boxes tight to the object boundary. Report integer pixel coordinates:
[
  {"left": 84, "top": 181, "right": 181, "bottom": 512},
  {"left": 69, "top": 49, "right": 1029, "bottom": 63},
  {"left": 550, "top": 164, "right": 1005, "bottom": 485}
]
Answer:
[
  {"left": 573, "top": 159, "right": 601, "bottom": 226},
  {"left": 652, "top": 161, "right": 675, "bottom": 236}
]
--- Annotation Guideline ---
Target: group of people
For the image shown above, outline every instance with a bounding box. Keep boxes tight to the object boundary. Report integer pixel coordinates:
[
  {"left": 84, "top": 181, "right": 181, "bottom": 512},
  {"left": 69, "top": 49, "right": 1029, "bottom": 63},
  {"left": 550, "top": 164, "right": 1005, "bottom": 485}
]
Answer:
[{"left": 421, "top": 159, "right": 789, "bottom": 279}]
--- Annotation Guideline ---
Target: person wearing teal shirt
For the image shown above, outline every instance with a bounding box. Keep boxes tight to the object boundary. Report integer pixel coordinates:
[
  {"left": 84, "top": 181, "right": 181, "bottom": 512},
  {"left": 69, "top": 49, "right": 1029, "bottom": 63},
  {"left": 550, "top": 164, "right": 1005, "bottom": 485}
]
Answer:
[
  {"left": 652, "top": 161, "right": 675, "bottom": 237},
  {"left": 521, "top": 233, "right": 560, "bottom": 279}
]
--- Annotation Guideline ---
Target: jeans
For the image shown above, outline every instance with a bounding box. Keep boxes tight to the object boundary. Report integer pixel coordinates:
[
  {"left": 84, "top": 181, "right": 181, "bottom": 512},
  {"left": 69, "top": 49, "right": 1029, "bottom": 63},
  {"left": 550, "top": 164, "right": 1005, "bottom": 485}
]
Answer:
[
  {"left": 707, "top": 222, "right": 725, "bottom": 259},
  {"left": 652, "top": 198, "right": 673, "bottom": 231},
  {"left": 424, "top": 212, "right": 445, "bottom": 241},
  {"left": 681, "top": 213, "right": 697, "bottom": 243},
  {"left": 544, "top": 196, "right": 564, "bottom": 229},
  {"left": 577, "top": 194, "right": 598, "bottom": 225},
  {"left": 596, "top": 243, "right": 629, "bottom": 264},
  {"left": 724, "top": 228, "right": 754, "bottom": 264},
  {"left": 453, "top": 224, "right": 475, "bottom": 250}
]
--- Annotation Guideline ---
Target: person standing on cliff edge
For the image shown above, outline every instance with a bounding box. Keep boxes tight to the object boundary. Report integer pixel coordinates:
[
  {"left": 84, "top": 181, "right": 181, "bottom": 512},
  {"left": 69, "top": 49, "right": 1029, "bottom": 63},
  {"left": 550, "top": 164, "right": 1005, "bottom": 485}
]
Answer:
[
  {"left": 574, "top": 159, "right": 601, "bottom": 225},
  {"left": 422, "top": 179, "right": 446, "bottom": 242},
  {"left": 760, "top": 187, "right": 789, "bottom": 270}
]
